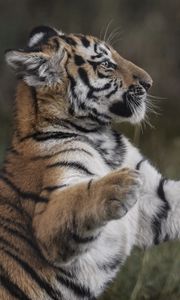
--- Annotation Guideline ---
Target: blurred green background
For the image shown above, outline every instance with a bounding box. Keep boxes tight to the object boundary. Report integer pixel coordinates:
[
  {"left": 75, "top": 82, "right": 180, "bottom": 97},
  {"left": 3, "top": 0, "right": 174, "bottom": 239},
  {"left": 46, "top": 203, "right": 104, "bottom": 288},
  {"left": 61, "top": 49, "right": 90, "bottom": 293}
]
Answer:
[{"left": 0, "top": 1, "right": 180, "bottom": 299}]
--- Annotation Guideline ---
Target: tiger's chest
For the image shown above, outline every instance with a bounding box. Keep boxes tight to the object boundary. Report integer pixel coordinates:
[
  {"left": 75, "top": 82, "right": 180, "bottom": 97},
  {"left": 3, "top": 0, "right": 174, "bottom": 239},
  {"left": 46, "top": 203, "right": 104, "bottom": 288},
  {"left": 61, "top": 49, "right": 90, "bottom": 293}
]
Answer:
[
  {"left": 86, "top": 129, "right": 127, "bottom": 170},
  {"left": 52, "top": 130, "right": 133, "bottom": 299},
  {"left": 54, "top": 209, "right": 138, "bottom": 300}
]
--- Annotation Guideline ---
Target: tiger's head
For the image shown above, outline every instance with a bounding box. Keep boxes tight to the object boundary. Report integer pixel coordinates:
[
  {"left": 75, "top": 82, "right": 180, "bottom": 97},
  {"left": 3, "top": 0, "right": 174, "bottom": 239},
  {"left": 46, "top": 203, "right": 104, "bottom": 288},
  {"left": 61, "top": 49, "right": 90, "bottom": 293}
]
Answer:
[{"left": 6, "top": 25, "right": 152, "bottom": 126}]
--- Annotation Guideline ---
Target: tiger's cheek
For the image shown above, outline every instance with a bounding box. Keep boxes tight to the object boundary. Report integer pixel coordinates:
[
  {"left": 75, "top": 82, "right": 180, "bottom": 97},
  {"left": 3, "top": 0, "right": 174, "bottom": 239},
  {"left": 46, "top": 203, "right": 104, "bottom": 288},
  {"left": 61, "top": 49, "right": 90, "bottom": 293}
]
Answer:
[{"left": 109, "top": 101, "right": 133, "bottom": 117}]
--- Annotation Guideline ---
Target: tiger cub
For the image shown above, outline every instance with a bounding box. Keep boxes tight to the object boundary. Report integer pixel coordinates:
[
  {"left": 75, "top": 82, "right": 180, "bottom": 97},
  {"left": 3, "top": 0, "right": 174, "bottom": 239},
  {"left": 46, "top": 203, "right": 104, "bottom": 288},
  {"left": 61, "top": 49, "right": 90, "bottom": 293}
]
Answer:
[{"left": 0, "top": 25, "right": 180, "bottom": 300}]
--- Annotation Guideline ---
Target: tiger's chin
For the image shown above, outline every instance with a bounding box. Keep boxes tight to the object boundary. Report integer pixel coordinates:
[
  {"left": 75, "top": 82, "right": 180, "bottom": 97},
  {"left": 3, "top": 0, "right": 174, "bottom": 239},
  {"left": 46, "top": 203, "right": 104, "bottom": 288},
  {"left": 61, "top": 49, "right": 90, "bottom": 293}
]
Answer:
[{"left": 129, "top": 103, "right": 146, "bottom": 124}]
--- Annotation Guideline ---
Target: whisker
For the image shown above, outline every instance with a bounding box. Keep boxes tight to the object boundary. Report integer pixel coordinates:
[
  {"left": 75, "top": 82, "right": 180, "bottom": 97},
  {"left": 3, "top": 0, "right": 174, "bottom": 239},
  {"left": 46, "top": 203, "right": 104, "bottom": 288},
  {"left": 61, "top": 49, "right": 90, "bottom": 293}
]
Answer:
[
  {"left": 144, "top": 115, "right": 155, "bottom": 129},
  {"left": 147, "top": 93, "right": 167, "bottom": 100},
  {"left": 127, "top": 96, "right": 157, "bottom": 131},
  {"left": 109, "top": 33, "right": 123, "bottom": 47},
  {"left": 100, "top": 25, "right": 106, "bottom": 40},
  {"left": 140, "top": 120, "right": 146, "bottom": 133},
  {"left": 103, "top": 20, "right": 114, "bottom": 42},
  {"left": 139, "top": 119, "right": 148, "bottom": 133},
  {"left": 106, "top": 27, "right": 119, "bottom": 43},
  {"left": 107, "top": 27, "right": 123, "bottom": 45},
  {"left": 146, "top": 98, "right": 161, "bottom": 115},
  {"left": 146, "top": 103, "right": 161, "bottom": 115}
]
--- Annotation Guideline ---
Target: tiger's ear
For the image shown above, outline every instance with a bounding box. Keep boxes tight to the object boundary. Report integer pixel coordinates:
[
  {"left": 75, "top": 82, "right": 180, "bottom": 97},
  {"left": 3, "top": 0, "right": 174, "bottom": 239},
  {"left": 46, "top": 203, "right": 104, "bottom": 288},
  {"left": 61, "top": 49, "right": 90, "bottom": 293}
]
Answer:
[{"left": 5, "top": 26, "right": 66, "bottom": 87}]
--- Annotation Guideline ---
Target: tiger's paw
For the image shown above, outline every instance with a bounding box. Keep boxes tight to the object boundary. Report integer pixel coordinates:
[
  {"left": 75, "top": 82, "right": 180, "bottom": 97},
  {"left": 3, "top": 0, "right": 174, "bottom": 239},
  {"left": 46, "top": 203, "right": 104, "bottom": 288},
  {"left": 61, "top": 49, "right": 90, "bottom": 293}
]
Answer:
[{"left": 93, "top": 168, "right": 142, "bottom": 221}]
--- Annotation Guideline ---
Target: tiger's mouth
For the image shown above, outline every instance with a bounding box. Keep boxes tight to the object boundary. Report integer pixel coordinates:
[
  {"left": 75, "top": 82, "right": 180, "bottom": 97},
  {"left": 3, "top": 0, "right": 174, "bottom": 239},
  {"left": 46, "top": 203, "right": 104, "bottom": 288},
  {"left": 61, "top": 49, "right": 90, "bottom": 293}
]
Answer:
[{"left": 109, "top": 84, "right": 147, "bottom": 123}]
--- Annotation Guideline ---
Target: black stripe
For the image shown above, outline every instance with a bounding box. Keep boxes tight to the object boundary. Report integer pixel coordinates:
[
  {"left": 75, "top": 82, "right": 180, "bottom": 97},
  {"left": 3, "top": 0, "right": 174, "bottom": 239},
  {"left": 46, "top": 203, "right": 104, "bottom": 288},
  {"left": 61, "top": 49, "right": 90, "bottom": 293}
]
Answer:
[
  {"left": 0, "top": 236, "right": 21, "bottom": 254},
  {"left": 91, "top": 108, "right": 111, "bottom": 121},
  {"left": 77, "top": 114, "right": 103, "bottom": 123},
  {"left": 67, "top": 72, "right": 77, "bottom": 99},
  {"left": 2, "top": 249, "right": 62, "bottom": 300},
  {"left": 0, "top": 271, "right": 31, "bottom": 300},
  {"left": 70, "top": 232, "right": 97, "bottom": 244},
  {"left": 87, "top": 179, "right": 93, "bottom": 191},
  {"left": 0, "top": 216, "right": 26, "bottom": 233},
  {"left": 0, "top": 174, "right": 48, "bottom": 203},
  {"left": 30, "top": 86, "right": 38, "bottom": 117},
  {"left": 87, "top": 112, "right": 110, "bottom": 126},
  {"left": 99, "top": 47, "right": 108, "bottom": 55},
  {"left": 68, "top": 105, "right": 75, "bottom": 116},
  {"left": 112, "top": 130, "right": 126, "bottom": 161},
  {"left": 47, "top": 161, "right": 94, "bottom": 176},
  {"left": 56, "top": 274, "right": 93, "bottom": 298},
  {"left": 80, "top": 36, "right": 90, "bottom": 48},
  {"left": 79, "top": 102, "right": 86, "bottom": 110},
  {"left": 152, "top": 178, "right": 170, "bottom": 244},
  {"left": 87, "top": 113, "right": 108, "bottom": 125},
  {"left": 135, "top": 158, "right": 146, "bottom": 170},
  {"left": 163, "top": 233, "right": 170, "bottom": 242},
  {"left": 42, "top": 116, "right": 99, "bottom": 133},
  {"left": 56, "top": 267, "right": 74, "bottom": 279},
  {"left": 41, "top": 117, "right": 70, "bottom": 129},
  {"left": 62, "top": 119, "right": 100, "bottom": 134},
  {"left": 78, "top": 67, "right": 111, "bottom": 93},
  {"left": 57, "top": 147, "right": 92, "bottom": 156},
  {"left": 7, "top": 146, "right": 20, "bottom": 156},
  {"left": 98, "top": 255, "right": 123, "bottom": 272},
  {"left": 87, "top": 86, "right": 108, "bottom": 99},
  {"left": 42, "top": 184, "right": 67, "bottom": 192},
  {"left": 21, "top": 131, "right": 77, "bottom": 142},
  {"left": 106, "top": 84, "right": 118, "bottom": 98},
  {"left": 61, "top": 35, "right": 77, "bottom": 46},
  {"left": 94, "top": 43, "right": 98, "bottom": 53},
  {"left": 91, "top": 53, "right": 103, "bottom": 59},
  {"left": 78, "top": 67, "right": 90, "bottom": 87},
  {"left": 157, "top": 177, "right": 168, "bottom": 202},
  {"left": 31, "top": 147, "right": 92, "bottom": 161},
  {"left": 0, "top": 219, "right": 41, "bottom": 254},
  {"left": 88, "top": 60, "right": 100, "bottom": 71},
  {"left": 0, "top": 197, "right": 31, "bottom": 222},
  {"left": 74, "top": 54, "right": 85, "bottom": 66}
]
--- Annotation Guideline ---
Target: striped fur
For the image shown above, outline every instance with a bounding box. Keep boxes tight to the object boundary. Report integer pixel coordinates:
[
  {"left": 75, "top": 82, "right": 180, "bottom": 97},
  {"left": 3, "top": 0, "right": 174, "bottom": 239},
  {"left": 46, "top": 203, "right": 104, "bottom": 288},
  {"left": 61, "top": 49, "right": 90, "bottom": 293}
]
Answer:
[{"left": 0, "top": 25, "right": 180, "bottom": 299}]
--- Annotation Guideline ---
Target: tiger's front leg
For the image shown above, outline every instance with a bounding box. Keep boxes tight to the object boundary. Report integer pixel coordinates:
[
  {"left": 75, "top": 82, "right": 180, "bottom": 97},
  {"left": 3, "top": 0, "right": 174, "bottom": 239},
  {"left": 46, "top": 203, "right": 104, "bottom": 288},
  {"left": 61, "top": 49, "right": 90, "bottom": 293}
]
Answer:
[{"left": 33, "top": 168, "right": 140, "bottom": 264}]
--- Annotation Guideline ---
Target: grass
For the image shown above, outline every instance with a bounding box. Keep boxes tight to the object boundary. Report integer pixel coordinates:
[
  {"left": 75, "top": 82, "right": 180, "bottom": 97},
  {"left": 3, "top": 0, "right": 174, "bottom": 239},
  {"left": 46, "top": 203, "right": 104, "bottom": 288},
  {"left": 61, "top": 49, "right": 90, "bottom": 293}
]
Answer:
[{"left": 101, "top": 242, "right": 180, "bottom": 300}]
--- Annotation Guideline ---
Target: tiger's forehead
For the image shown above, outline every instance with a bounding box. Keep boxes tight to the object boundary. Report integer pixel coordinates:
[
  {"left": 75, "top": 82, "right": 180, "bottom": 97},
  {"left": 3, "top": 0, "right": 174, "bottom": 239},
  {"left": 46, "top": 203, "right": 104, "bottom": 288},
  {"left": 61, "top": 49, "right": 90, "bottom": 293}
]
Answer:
[
  {"left": 27, "top": 27, "right": 115, "bottom": 62},
  {"left": 61, "top": 33, "right": 113, "bottom": 60}
]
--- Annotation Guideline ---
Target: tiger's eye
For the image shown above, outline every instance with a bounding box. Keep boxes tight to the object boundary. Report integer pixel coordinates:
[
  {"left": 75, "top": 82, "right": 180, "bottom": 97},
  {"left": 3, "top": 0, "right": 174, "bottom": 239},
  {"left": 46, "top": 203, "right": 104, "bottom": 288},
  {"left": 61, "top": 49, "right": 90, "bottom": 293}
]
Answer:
[
  {"left": 101, "top": 60, "right": 117, "bottom": 70},
  {"left": 101, "top": 61, "right": 109, "bottom": 68}
]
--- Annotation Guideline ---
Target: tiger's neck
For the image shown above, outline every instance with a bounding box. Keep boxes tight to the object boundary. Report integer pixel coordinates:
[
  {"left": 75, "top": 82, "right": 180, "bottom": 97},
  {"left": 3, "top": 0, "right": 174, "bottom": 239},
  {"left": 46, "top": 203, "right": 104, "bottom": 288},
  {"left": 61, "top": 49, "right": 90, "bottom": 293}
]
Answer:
[
  {"left": 13, "top": 81, "right": 39, "bottom": 140},
  {"left": 13, "top": 81, "right": 71, "bottom": 140}
]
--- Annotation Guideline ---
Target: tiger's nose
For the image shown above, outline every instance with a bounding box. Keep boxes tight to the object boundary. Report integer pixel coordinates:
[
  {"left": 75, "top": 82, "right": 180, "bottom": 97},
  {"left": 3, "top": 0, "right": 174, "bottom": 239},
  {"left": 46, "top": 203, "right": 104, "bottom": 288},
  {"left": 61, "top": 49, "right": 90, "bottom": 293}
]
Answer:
[
  {"left": 139, "top": 80, "right": 152, "bottom": 91},
  {"left": 133, "top": 73, "right": 153, "bottom": 91}
]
